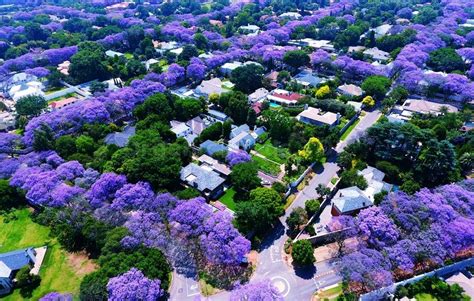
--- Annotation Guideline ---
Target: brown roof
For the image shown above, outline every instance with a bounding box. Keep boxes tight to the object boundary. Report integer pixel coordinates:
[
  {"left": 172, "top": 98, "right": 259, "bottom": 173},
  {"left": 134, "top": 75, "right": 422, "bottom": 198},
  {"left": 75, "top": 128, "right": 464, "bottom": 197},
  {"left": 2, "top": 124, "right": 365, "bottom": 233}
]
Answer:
[{"left": 50, "top": 97, "right": 79, "bottom": 109}]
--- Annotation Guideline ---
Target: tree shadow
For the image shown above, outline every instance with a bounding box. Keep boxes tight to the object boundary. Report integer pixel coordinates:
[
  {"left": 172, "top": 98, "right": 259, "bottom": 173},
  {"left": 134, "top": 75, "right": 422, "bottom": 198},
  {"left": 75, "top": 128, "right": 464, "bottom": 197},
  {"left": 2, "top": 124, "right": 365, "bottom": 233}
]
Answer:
[
  {"left": 258, "top": 220, "right": 286, "bottom": 251},
  {"left": 293, "top": 264, "right": 316, "bottom": 279}
]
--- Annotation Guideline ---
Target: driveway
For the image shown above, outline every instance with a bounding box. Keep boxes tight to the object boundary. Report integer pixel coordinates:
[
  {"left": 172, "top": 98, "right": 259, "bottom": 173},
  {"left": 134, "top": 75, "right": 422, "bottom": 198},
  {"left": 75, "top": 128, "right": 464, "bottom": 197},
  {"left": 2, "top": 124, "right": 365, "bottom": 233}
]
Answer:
[{"left": 336, "top": 110, "right": 381, "bottom": 153}]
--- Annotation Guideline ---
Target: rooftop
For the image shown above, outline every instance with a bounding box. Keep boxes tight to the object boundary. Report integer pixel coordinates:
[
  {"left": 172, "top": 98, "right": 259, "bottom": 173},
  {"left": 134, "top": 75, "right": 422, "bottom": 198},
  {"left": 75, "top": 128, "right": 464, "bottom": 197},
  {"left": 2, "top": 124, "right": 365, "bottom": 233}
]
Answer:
[
  {"left": 297, "top": 106, "right": 339, "bottom": 125},
  {"left": 200, "top": 140, "right": 227, "bottom": 155},
  {"left": 180, "top": 163, "right": 226, "bottom": 193},
  {"left": 401, "top": 99, "right": 458, "bottom": 115},
  {"left": 0, "top": 247, "right": 36, "bottom": 278},
  {"left": 337, "top": 84, "right": 363, "bottom": 97}
]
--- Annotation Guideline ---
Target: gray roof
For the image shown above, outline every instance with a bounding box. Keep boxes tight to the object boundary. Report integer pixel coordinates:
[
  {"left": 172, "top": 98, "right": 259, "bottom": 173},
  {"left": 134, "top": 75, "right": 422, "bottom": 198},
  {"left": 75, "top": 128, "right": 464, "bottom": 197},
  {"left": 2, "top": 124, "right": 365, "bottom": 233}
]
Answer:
[
  {"left": 230, "top": 124, "right": 250, "bottom": 139},
  {"left": 200, "top": 140, "right": 227, "bottom": 155},
  {"left": 294, "top": 70, "right": 323, "bottom": 87},
  {"left": 104, "top": 126, "right": 136, "bottom": 148},
  {"left": 180, "top": 163, "right": 225, "bottom": 192},
  {"left": 207, "top": 109, "right": 228, "bottom": 120},
  {"left": 186, "top": 116, "right": 206, "bottom": 135},
  {"left": 333, "top": 187, "right": 372, "bottom": 214},
  {"left": 0, "top": 248, "right": 36, "bottom": 278}
]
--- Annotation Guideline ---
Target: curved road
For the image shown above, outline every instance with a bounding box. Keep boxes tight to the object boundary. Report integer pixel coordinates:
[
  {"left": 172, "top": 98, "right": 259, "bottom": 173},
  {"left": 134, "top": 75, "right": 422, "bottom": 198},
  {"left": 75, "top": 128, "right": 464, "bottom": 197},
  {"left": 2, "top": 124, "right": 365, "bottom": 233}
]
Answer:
[{"left": 170, "top": 110, "right": 381, "bottom": 301}]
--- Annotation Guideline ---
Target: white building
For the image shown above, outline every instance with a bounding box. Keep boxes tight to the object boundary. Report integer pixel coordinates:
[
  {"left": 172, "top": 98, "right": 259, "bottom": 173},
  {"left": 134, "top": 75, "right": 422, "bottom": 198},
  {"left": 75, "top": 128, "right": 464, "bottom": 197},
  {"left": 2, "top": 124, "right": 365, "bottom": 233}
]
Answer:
[
  {"left": 279, "top": 12, "right": 302, "bottom": 20},
  {"left": 363, "top": 47, "right": 390, "bottom": 62},
  {"left": 9, "top": 81, "right": 45, "bottom": 102},
  {"left": 248, "top": 88, "right": 270, "bottom": 103}
]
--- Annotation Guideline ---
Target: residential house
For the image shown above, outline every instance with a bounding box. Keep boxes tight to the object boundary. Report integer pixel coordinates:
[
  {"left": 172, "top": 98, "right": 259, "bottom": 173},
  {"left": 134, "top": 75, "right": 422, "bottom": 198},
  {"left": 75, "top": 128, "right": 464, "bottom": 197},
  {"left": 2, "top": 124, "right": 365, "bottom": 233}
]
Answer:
[
  {"left": 104, "top": 125, "right": 136, "bottom": 148},
  {"left": 200, "top": 140, "right": 227, "bottom": 156},
  {"left": 186, "top": 116, "right": 208, "bottom": 136},
  {"left": 49, "top": 96, "right": 80, "bottom": 110},
  {"left": 197, "top": 154, "right": 231, "bottom": 178},
  {"left": 251, "top": 126, "right": 266, "bottom": 139},
  {"left": 57, "top": 60, "right": 70, "bottom": 76},
  {"left": 9, "top": 80, "right": 45, "bottom": 102},
  {"left": 239, "top": 24, "right": 260, "bottom": 35},
  {"left": 373, "top": 24, "right": 392, "bottom": 38},
  {"left": 180, "top": 163, "right": 225, "bottom": 199},
  {"left": 170, "top": 121, "right": 192, "bottom": 138},
  {"left": 363, "top": 47, "right": 390, "bottom": 62},
  {"left": 105, "top": 50, "right": 124, "bottom": 58},
  {"left": 265, "top": 71, "right": 279, "bottom": 88},
  {"left": 294, "top": 69, "right": 324, "bottom": 87},
  {"left": 220, "top": 61, "right": 262, "bottom": 77},
  {"left": 248, "top": 88, "right": 270, "bottom": 103},
  {"left": 155, "top": 41, "right": 181, "bottom": 55},
  {"left": 388, "top": 98, "right": 458, "bottom": 122},
  {"left": 145, "top": 58, "right": 159, "bottom": 70},
  {"left": 0, "top": 248, "right": 37, "bottom": 295},
  {"left": 209, "top": 20, "right": 224, "bottom": 27},
  {"left": 194, "top": 78, "right": 229, "bottom": 98},
  {"left": 461, "top": 19, "right": 474, "bottom": 28},
  {"left": 230, "top": 124, "right": 250, "bottom": 139},
  {"left": 348, "top": 46, "right": 366, "bottom": 53},
  {"left": 296, "top": 106, "right": 340, "bottom": 127},
  {"left": 228, "top": 131, "right": 255, "bottom": 151},
  {"left": 207, "top": 109, "right": 229, "bottom": 122},
  {"left": 252, "top": 102, "right": 263, "bottom": 116},
  {"left": 337, "top": 84, "right": 363, "bottom": 97},
  {"left": 172, "top": 86, "right": 195, "bottom": 98},
  {"left": 288, "top": 38, "right": 335, "bottom": 52},
  {"left": 0, "top": 112, "right": 15, "bottom": 131},
  {"left": 331, "top": 166, "right": 392, "bottom": 216},
  {"left": 267, "top": 89, "right": 304, "bottom": 106},
  {"left": 279, "top": 12, "right": 302, "bottom": 20}
]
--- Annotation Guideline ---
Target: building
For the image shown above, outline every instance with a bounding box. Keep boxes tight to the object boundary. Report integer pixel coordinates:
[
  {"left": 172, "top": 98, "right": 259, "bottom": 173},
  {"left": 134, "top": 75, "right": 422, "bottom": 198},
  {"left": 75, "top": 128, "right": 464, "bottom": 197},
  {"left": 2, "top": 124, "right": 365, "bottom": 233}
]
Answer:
[
  {"left": 186, "top": 116, "right": 208, "bottom": 136},
  {"left": 267, "top": 89, "right": 304, "bottom": 106},
  {"left": 331, "top": 166, "right": 392, "bottom": 216},
  {"left": 194, "top": 78, "right": 229, "bottom": 98},
  {"left": 228, "top": 131, "right": 255, "bottom": 151},
  {"left": 180, "top": 163, "right": 225, "bottom": 199},
  {"left": 294, "top": 69, "right": 324, "bottom": 87},
  {"left": 337, "top": 84, "right": 363, "bottom": 97},
  {"left": 279, "top": 12, "right": 302, "bottom": 20},
  {"left": 373, "top": 24, "right": 392, "bottom": 38},
  {"left": 200, "top": 140, "right": 227, "bottom": 156},
  {"left": 49, "top": 96, "right": 80, "bottom": 110},
  {"left": 104, "top": 125, "right": 136, "bottom": 148},
  {"left": 248, "top": 88, "right": 270, "bottom": 103},
  {"left": 265, "top": 71, "right": 279, "bottom": 88},
  {"left": 170, "top": 121, "right": 192, "bottom": 138},
  {"left": 197, "top": 154, "right": 231, "bottom": 177},
  {"left": 57, "top": 60, "right": 70, "bottom": 76},
  {"left": 105, "top": 50, "right": 124, "bottom": 58},
  {"left": 239, "top": 24, "right": 260, "bottom": 35},
  {"left": 230, "top": 124, "right": 250, "bottom": 139},
  {"left": 288, "top": 38, "right": 335, "bottom": 52},
  {"left": 0, "top": 112, "right": 15, "bottom": 131},
  {"left": 296, "top": 106, "right": 340, "bottom": 127},
  {"left": 0, "top": 248, "right": 37, "bottom": 295},
  {"left": 145, "top": 58, "right": 159, "bottom": 70},
  {"left": 446, "top": 271, "right": 474, "bottom": 297},
  {"left": 207, "top": 109, "right": 229, "bottom": 122},
  {"left": 155, "top": 41, "right": 181, "bottom": 54},
  {"left": 220, "top": 61, "right": 262, "bottom": 77},
  {"left": 8, "top": 81, "right": 45, "bottom": 102},
  {"left": 363, "top": 47, "right": 390, "bottom": 62},
  {"left": 388, "top": 99, "right": 459, "bottom": 122}
]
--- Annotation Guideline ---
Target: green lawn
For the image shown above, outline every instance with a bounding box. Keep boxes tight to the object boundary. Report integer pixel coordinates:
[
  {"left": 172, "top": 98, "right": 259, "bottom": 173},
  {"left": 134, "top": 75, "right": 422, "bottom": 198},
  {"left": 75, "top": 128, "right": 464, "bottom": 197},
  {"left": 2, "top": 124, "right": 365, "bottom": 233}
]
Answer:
[
  {"left": 315, "top": 283, "right": 343, "bottom": 301},
  {"left": 219, "top": 188, "right": 237, "bottom": 211},
  {"left": 340, "top": 118, "right": 360, "bottom": 141},
  {"left": 415, "top": 293, "right": 437, "bottom": 301},
  {"left": 252, "top": 155, "right": 281, "bottom": 176},
  {"left": 254, "top": 140, "right": 290, "bottom": 164},
  {"left": 1, "top": 209, "right": 93, "bottom": 300}
]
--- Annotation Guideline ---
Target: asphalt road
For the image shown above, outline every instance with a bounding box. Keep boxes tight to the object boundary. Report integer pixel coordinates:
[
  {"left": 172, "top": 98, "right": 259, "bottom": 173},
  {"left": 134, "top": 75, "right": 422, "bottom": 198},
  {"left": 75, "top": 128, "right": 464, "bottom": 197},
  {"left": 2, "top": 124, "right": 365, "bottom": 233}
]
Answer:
[{"left": 169, "top": 110, "right": 382, "bottom": 301}]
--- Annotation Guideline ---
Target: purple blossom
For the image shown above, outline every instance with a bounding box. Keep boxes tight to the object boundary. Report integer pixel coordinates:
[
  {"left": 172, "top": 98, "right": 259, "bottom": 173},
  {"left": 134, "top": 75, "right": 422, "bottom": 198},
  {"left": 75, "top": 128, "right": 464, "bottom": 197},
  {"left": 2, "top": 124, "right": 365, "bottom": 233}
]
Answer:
[
  {"left": 357, "top": 207, "right": 400, "bottom": 249},
  {"left": 39, "top": 292, "right": 73, "bottom": 301},
  {"left": 186, "top": 63, "right": 207, "bottom": 82},
  {"left": 226, "top": 151, "right": 251, "bottom": 167},
  {"left": 56, "top": 161, "right": 85, "bottom": 181},
  {"left": 51, "top": 184, "right": 85, "bottom": 206},
  {"left": 169, "top": 197, "right": 212, "bottom": 238},
  {"left": 112, "top": 182, "right": 155, "bottom": 211},
  {"left": 107, "top": 268, "right": 164, "bottom": 301},
  {"left": 25, "top": 67, "right": 50, "bottom": 78},
  {"left": 87, "top": 172, "right": 127, "bottom": 208},
  {"left": 230, "top": 279, "right": 283, "bottom": 301}
]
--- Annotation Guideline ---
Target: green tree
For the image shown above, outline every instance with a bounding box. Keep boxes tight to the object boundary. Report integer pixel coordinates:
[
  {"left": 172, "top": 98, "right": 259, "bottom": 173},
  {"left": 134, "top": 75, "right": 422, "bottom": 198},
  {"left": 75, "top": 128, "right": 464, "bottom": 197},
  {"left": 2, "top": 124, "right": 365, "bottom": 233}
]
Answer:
[
  {"left": 305, "top": 199, "right": 320, "bottom": 216},
  {"left": 361, "top": 75, "right": 391, "bottom": 100},
  {"left": 292, "top": 240, "right": 315, "bottom": 266},
  {"left": 174, "top": 97, "right": 203, "bottom": 121},
  {"left": 414, "top": 6, "right": 438, "bottom": 25},
  {"left": 339, "top": 169, "right": 368, "bottom": 190},
  {"left": 262, "top": 110, "right": 294, "bottom": 143},
  {"left": 75, "top": 135, "right": 97, "bottom": 155},
  {"left": 133, "top": 93, "right": 174, "bottom": 121},
  {"left": 33, "top": 124, "right": 55, "bottom": 151},
  {"left": 230, "top": 64, "right": 265, "bottom": 94},
  {"left": 89, "top": 80, "right": 108, "bottom": 94},
  {"left": 298, "top": 137, "right": 325, "bottom": 163},
  {"left": 283, "top": 50, "right": 310, "bottom": 70},
  {"left": 235, "top": 187, "right": 284, "bottom": 234},
  {"left": 230, "top": 162, "right": 261, "bottom": 195},
  {"left": 178, "top": 45, "right": 199, "bottom": 62},
  {"left": 55, "top": 135, "right": 77, "bottom": 158},
  {"left": 415, "top": 139, "right": 459, "bottom": 186},
  {"left": 0, "top": 179, "right": 25, "bottom": 211},
  {"left": 427, "top": 47, "right": 465, "bottom": 73},
  {"left": 15, "top": 95, "right": 47, "bottom": 117},
  {"left": 69, "top": 42, "right": 109, "bottom": 83},
  {"left": 286, "top": 207, "right": 308, "bottom": 234}
]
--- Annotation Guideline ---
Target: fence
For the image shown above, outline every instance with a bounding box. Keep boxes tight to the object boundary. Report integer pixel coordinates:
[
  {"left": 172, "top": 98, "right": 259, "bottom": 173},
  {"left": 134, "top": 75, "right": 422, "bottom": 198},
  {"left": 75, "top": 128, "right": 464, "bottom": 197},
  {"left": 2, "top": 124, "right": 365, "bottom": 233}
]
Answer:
[
  {"left": 338, "top": 112, "right": 360, "bottom": 136},
  {"left": 44, "top": 87, "right": 76, "bottom": 101},
  {"left": 359, "top": 257, "right": 474, "bottom": 301}
]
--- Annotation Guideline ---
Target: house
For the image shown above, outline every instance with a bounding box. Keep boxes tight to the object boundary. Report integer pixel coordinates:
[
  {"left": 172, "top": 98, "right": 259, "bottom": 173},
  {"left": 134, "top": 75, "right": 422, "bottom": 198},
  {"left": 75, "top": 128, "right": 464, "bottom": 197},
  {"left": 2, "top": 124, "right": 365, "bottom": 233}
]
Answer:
[
  {"left": 180, "top": 163, "right": 225, "bottom": 199},
  {"left": 294, "top": 69, "right": 324, "bottom": 87},
  {"left": 145, "top": 58, "right": 159, "bottom": 70},
  {"left": 57, "top": 60, "right": 70, "bottom": 76},
  {"left": 251, "top": 126, "right": 266, "bottom": 139},
  {"left": 279, "top": 12, "right": 302, "bottom": 20},
  {"left": 0, "top": 112, "right": 15, "bottom": 131},
  {"left": 461, "top": 19, "right": 474, "bottom": 28},
  {"left": 155, "top": 41, "right": 181, "bottom": 54},
  {"left": 172, "top": 86, "right": 195, "bottom": 98},
  {"left": 296, "top": 106, "right": 340, "bottom": 127},
  {"left": 186, "top": 116, "right": 207, "bottom": 136},
  {"left": 104, "top": 125, "right": 136, "bottom": 148},
  {"left": 267, "top": 89, "right": 304, "bottom": 106},
  {"left": 228, "top": 132, "right": 255, "bottom": 151},
  {"left": 220, "top": 61, "right": 262, "bottom": 77},
  {"left": 170, "top": 121, "right": 192, "bottom": 138},
  {"left": 373, "top": 24, "right": 392, "bottom": 38},
  {"left": 445, "top": 271, "right": 474, "bottom": 297},
  {"left": 265, "top": 71, "right": 279, "bottom": 88},
  {"left": 288, "top": 38, "right": 335, "bottom": 52},
  {"left": 49, "top": 97, "right": 80, "bottom": 110},
  {"left": 337, "top": 84, "right": 363, "bottom": 97},
  {"left": 239, "top": 24, "right": 260, "bottom": 35},
  {"left": 197, "top": 154, "right": 231, "bottom": 177},
  {"left": 347, "top": 101, "right": 363, "bottom": 112},
  {"left": 363, "top": 47, "right": 390, "bottom": 62},
  {"left": 207, "top": 109, "right": 229, "bottom": 122},
  {"left": 348, "top": 46, "right": 366, "bottom": 53},
  {"left": 0, "top": 248, "right": 37, "bottom": 295},
  {"left": 105, "top": 50, "right": 124, "bottom": 58},
  {"left": 200, "top": 140, "right": 227, "bottom": 156},
  {"left": 388, "top": 99, "right": 458, "bottom": 122},
  {"left": 194, "top": 78, "right": 229, "bottom": 98},
  {"left": 331, "top": 166, "right": 392, "bottom": 216},
  {"left": 252, "top": 102, "right": 263, "bottom": 116},
  {"left": 8, "top": 80, "right": 45, "bottom": 102},
  {"left": 230, "top": 124, "right": 250, "bottom": 139},
  {"left": 248, "top": 88, "right": 270, "bottom": 103},
  {"left": 209, "top": 20, "right": 224, "bottom": 27}
]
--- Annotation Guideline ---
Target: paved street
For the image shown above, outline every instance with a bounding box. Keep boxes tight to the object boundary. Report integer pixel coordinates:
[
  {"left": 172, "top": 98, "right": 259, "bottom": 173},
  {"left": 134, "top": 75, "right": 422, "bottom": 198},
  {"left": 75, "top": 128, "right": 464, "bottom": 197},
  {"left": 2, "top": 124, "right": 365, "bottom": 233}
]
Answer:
[{"left": 169, "top": 110, "right": 382, "bottom": 301}]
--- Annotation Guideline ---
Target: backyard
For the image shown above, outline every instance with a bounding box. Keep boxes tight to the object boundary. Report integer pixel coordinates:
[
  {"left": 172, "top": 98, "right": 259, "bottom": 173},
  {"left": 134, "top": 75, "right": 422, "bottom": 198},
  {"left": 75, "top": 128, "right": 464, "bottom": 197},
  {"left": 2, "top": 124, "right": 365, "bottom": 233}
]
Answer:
[
  {"left": 0, "top": 208, "right": 95, "bottom": 300},
  {"left": 254, "top": 140, "right": 290, "bottom": 164},
  {"left": 219, "top": 188, "right": 237, "bottom": 211},
  {"left": 252, "top": 155, "right": 281, "bottom": 176}
]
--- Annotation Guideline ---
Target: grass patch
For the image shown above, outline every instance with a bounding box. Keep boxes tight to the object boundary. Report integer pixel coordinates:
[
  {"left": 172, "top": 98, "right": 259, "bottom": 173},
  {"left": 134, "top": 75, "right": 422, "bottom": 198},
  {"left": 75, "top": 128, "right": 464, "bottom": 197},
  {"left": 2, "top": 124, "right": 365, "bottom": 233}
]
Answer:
[
  {"left": 340, "top": 118, "right": 360, "bottom": 141},
  {"left": 284, "top": 194, "right": 296, "bottom": 209},
  {"left": 415, "top": 293, "right": 437, "bottom": 301},
  {"left": 219, "top": 188, "right": 237, "bottom": 211},
  {"left": 44, "top": 86, "right": 64, "bottom": 94},
  {"left": 47, "top": 92, "right": 79, "bottom": 104},
  {"left": 315, "top": 283, "right": 343, "bottom": 300},
  {"left": 1, "top": 208, "right": 91, "bottom": 300},
  {"left": 254, "top": 140, "right": 290, "bottom": 164},
  {"left": 331, "top": 177, "right": 338, "bottom": 185},
  {"left": 252, "top": 155, "right": 281, "bottom": 176},
  {"left": 124, "top": 53, "right": 134, "bottom": 59}
]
